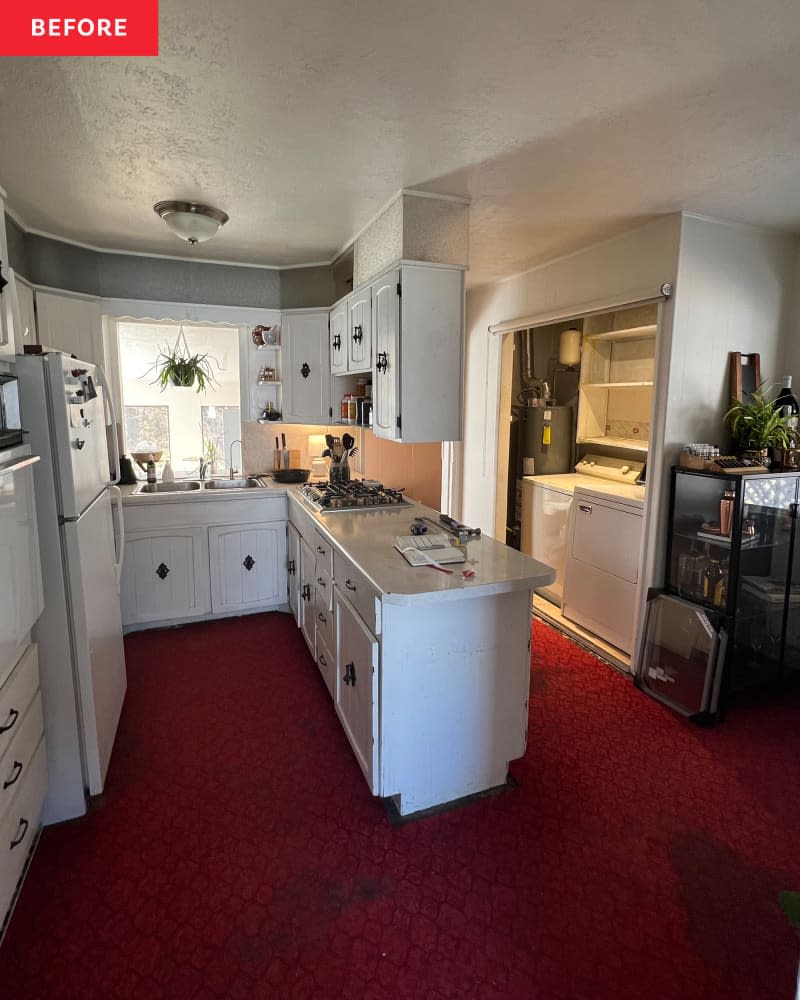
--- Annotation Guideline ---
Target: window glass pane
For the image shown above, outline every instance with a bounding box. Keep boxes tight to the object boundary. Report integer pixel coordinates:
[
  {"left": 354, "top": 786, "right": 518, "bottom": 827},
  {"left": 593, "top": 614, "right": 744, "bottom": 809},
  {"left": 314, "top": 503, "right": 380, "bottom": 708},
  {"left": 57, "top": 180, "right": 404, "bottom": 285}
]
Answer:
[
  {"left": 201, "top": 405, "right": 241, "bottom": 477},
  {"left": 117, "top": 321, "right": 240, "bottom": 477}
]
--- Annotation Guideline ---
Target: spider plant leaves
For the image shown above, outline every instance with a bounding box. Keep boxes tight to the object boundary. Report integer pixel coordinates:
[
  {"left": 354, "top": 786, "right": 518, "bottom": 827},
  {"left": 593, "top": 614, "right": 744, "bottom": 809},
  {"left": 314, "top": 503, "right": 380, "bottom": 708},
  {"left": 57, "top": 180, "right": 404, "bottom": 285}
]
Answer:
[
  {"left": 144, "top": 345, "right": 221, "bottom": 394},
  {"left": 723, "top": 382, "right": 791, "bottom": 451}
]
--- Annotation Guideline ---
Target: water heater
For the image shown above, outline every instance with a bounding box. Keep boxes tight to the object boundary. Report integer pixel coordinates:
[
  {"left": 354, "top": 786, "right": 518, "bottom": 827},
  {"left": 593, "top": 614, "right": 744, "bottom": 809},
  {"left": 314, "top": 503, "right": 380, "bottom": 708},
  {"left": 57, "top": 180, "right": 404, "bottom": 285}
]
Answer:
[{"left": 520, "top": 406, "right": 575, "bottom": 476}]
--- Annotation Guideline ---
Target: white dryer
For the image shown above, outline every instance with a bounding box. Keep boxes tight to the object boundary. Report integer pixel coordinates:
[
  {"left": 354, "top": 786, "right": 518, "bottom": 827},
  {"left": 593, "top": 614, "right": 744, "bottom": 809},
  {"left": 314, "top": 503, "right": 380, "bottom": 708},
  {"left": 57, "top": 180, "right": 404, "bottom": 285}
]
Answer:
[
  {"left": 562, "top": 485, "right": 645, "bottom": 654},
  {"left": 520, "top": 454, "right": 645, "bottom": 608}
]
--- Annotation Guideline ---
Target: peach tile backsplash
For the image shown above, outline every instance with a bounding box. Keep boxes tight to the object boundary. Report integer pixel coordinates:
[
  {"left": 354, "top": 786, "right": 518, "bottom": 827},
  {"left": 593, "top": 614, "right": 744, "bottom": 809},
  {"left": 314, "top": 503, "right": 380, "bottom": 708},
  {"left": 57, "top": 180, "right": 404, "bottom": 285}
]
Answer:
[{"left": 242, "top": 422, "right": 442, "bottom": 509}]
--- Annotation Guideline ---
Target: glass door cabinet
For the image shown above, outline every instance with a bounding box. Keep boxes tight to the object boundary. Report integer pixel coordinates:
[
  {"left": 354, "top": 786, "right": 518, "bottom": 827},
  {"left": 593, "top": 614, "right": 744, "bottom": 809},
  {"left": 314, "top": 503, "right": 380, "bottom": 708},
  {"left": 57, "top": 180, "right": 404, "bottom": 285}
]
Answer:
[{"left": 637, "top": 468, "right": 800, "bottom": 720}]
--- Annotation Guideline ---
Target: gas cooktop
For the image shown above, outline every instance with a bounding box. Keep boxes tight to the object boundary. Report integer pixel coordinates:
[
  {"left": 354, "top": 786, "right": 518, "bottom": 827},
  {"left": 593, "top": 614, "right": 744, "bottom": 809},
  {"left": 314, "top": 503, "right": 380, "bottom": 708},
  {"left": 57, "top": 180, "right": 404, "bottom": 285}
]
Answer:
[{"left": 299, "top": 480, "right": 411, "bottom": 513}]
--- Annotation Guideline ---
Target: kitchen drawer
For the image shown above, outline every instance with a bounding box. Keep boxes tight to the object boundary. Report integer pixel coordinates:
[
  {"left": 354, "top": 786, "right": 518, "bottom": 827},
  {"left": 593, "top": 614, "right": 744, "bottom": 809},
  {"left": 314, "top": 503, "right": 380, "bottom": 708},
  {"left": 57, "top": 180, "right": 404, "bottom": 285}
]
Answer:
[
  {"left": 314, "top": 567, "right": 333, "bottom": 613},
  {"left": 0, "top": 694, "right": 43, "bottom": 826},
  {"left": 312, "top": 530, "right": 334, "bottom": 578},
  {"left": 315, "top": 635, "right": 336, "bottom": 700},
  {"left": 333, "top": 552, "right": 381, "bottom": 635},
  {"left": 0, "top": 645, "right": 39, "bottom": 765},
  {"left": 0, "top": 738, "right": 46, "bottom": 925},
  {"left": 315, "top": 590, "right": 336, "bottom": 653}
]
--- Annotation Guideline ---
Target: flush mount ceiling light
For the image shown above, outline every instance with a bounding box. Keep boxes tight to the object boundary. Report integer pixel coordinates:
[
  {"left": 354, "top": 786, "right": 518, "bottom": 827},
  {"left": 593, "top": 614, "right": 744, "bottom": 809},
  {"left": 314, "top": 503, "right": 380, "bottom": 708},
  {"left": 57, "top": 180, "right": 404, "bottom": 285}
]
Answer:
[{"left": 153, "top": 201, "right": 229, "bottom": 245}]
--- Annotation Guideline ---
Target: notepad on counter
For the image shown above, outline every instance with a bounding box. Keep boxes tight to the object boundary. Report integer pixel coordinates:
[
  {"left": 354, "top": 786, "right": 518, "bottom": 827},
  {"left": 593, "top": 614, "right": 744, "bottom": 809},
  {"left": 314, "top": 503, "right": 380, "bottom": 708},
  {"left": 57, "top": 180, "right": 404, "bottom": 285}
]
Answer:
[{"left": 394, "top": 535, "right": 466, "bottom": 567}]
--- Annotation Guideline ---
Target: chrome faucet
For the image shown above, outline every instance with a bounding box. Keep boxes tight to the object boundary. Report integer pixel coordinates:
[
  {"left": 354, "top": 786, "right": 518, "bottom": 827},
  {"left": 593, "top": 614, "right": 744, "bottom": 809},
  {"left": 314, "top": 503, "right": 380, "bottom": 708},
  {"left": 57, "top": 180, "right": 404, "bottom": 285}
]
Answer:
[
  {"left": 229, "top": 439, "right": 244, "bottom": 479},
  {"left": 199, "top": 458, "right": 210, "bottom": 481}
]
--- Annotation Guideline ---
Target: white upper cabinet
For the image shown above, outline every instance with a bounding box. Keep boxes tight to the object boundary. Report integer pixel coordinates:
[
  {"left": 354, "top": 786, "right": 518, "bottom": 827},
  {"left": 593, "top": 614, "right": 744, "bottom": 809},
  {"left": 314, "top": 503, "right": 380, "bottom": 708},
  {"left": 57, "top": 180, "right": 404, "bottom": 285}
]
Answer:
[
  {"left": 371, "top": 263, "right": 464, "bottom": 443},
  {"left": 14, "top": 276, "right": 37, "bottom": 346},
  {"left": 34, "top": 291, "right": 104, "bottom": 366},
  {"left": 347, "top": 288, "right": 372, "bottom": 373},
  {"left": 329, "top": 299, "right": 348, "bottom": 375},
  {"left": 281, "top": 310, "right": 331, "bottom": 424}
]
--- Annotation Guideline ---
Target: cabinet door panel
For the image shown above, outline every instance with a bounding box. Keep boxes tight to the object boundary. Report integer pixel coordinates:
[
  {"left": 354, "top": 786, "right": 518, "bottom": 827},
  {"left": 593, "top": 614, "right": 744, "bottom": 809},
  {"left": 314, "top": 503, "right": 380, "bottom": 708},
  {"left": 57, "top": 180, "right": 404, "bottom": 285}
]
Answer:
[
  {"left": 287, "top": 522, "right": 301, "bottom": 624},
  {"left": 299, "top": 538, "right": 316, "bottom": 653},
  {"left": 335, "top": 594, "right": 378, "bottom": 790},
  {"left": 329, "top": 301, "right": 348, "bottom": 375},
  {"left": 282, "top": 312, "right": 330, "bottom": 424},
  {"left": 120, "top": 528, "right": 209, "bottom": 625},
  {"left": 209, "top": 523, "right": 287, "bottom": 614},
  {"left": 348, "top": 289, "right": 372, "bottom": 372},
  {"left": 371, "top": 272, "right": 400, "bottom": 440}
]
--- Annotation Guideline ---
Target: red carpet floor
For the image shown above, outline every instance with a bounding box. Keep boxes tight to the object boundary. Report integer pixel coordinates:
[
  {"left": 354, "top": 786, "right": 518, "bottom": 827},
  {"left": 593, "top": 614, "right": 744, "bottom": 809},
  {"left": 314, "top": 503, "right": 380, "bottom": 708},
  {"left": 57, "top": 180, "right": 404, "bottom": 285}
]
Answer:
[{"left": 1, "top": 613, "right": 799, "bottom": 999}]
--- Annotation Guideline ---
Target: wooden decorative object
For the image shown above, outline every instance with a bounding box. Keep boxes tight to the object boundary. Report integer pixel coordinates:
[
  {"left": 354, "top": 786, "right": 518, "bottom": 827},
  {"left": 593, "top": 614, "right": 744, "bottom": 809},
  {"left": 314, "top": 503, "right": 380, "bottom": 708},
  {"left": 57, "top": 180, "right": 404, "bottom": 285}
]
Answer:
[{"left": 729, "top": 352, "right": 761, "bottom": 402}]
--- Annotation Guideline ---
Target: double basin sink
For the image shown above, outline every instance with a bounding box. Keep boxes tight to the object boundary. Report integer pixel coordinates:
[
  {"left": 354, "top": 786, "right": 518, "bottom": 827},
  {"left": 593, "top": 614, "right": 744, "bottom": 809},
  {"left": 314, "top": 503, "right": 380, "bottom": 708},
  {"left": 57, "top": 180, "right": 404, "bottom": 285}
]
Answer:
[{"left": 133, "top": 477, "right": 264, "bottom": 495}]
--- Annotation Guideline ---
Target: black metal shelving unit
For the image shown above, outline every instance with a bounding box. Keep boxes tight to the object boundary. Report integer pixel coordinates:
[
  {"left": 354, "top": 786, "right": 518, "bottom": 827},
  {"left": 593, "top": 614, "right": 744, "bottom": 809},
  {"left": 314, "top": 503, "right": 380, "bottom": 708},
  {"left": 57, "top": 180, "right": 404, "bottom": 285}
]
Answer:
[{"left": 636, "top": 466, "right": 800, "bottom": 721}]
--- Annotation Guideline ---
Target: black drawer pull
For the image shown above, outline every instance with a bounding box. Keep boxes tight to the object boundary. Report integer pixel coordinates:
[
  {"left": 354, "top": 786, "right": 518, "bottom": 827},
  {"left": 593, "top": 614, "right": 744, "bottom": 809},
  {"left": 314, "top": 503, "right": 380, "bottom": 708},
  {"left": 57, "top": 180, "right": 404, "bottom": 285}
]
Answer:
[
  {"left": 287, "top": 559, "right": 296, "bottom": 575},
  {"left": 343, "top": 662, "right": 357, "bottom": 686},
  {"left": 3, "top": 760, "right": 22, "bottom": 790},
  {"left": 318, "top": 612, "right": 327, "bottom": 624},
  {"left": 0, "top": 708, "right": 19, "bottom": 735},
  {"left": 319, "top": 654, "right": 327, "bottom": 667},
  {"left": 10, "top": 817, "right": 28, "bottom": 850},
  {"left": 345, "top": 579, "right": 357, "bottom": 592},
  {"left": 317, "top": 576, "right": 326, "bottom": 587},
  {"left": 301, "top": 584, "right": 312, "bottom": 602},
  {"left": 316, "top": 545, "right": 325, "bottom": 554}
]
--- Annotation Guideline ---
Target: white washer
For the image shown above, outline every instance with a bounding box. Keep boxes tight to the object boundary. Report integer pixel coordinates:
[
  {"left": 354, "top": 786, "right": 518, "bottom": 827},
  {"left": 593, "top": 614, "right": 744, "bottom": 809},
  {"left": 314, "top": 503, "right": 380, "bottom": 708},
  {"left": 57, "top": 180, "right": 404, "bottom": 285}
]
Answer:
[
  {"left": 561, "top": 485, "right": 645, "bottom": 654},
  {"left": 520, "top": 457, "right": 644, "bottom": 607}
]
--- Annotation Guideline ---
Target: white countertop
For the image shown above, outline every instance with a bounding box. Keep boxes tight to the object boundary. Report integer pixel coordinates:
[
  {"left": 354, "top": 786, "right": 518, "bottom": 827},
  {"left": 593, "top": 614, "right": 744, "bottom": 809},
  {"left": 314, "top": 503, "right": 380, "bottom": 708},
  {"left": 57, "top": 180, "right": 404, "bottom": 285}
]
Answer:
[{"left": 288, "top": 491, "right": 555, "bottom": 605}]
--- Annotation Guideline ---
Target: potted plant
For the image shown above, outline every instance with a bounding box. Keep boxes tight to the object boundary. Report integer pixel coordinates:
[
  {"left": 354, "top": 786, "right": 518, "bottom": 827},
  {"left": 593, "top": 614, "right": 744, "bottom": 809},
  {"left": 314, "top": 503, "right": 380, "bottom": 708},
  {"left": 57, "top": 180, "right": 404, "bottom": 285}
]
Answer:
[
  {"left": 724, "top": 383, "right": 791, "bottom": 464},
  {"left": 145, "top": 325, "right": 219, "bottom": 393}
]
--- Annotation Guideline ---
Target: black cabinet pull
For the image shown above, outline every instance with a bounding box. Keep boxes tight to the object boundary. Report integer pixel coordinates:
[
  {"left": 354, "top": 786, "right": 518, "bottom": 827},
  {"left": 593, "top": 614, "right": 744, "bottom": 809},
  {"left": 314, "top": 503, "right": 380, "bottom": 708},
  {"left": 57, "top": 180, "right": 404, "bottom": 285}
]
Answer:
[
  {"left": 319, "top": 654, "right": 327, "bottom": 667},
  {"left": 316, "top": 545, "right": 325, "bottom": 554},
  {"left": 345, "top": 579, "right": 357, "bottom": 592},
  {"left": 352, "top": 325, "right": 363, "bottom": 345},
  {"left": 318, "top": 612, "right": 327, "bottom": 624},
  {"left": 287, "top": 559, "right": 296, "bottom": 575},
  {"left": 376, "top": 352, "right": 389, "bottom": 375},
  {"left": 317, "top": 576, "right": 326, "bottom": 587},
  {"left": 3, "top": 760, "right": 22, "bottom": 790},
  {"left": 243, "top": 555, "right": 255, "bottom": 571},
  {"left": 343, "top": 662, "right": 357, "bottom": 686},
  {"left": 332, "top": 334, "right": 342, "bottom": 352},
  {"left": 156, "top": 563, "right": 170, "bottom": 580},
  {"left": 301, "top": 584, "right": 312, "bottom": 602},
  {"left": 0, "top": 708, "right": 19, "bottom": 735},
  {"left": 10, "top": 817, "right": 28, "bottom": 850},
  {"left": 300, "top": 362, "right": 311, "bottom": 379}
]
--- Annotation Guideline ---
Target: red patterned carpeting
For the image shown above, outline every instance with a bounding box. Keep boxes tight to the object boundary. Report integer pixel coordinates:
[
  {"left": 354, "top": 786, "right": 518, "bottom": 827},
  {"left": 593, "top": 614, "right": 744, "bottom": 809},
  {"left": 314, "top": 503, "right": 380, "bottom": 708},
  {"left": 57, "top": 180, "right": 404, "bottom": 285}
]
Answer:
[{"left": 1, "top": 613, "right": 799, "bottom": 999}]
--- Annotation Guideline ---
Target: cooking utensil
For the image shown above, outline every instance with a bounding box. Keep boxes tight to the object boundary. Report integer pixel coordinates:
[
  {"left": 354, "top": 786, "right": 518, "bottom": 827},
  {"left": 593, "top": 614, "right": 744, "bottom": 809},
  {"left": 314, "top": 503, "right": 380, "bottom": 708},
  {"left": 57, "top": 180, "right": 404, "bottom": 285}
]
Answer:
[
  {"left": 273, "top": 436, "right": 282, "bottom": 470},
  {"left": 272, "top": 468, "right": 310, "bottom": 484},
  {"left": 342, "top": 432, "right": 354, "bottom": 451},
  {"left": 325, "top": 433, "right": 335, "bottom": 449},
  {"left": 281, "top": 432, "right": 289, "bottom": 469}
]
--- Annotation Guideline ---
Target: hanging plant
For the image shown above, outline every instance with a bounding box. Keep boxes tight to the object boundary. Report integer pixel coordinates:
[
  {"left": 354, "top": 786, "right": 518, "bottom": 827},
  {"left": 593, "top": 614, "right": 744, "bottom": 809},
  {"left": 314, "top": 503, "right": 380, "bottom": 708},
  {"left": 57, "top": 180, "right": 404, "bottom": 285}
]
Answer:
[{"left": 144, "top": 325, "right": 220, "bottom": 393}]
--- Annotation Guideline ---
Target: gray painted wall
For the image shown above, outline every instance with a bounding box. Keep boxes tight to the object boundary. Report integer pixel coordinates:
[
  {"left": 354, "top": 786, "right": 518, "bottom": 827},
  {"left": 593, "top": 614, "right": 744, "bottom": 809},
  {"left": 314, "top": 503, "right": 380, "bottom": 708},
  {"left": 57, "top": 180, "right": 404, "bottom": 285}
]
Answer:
[
  {"left": 3, "top": 218, "right": 334, "bottom": 309},
  {"left": 5, "top": 214, "right": 29, "bottom": 279}
]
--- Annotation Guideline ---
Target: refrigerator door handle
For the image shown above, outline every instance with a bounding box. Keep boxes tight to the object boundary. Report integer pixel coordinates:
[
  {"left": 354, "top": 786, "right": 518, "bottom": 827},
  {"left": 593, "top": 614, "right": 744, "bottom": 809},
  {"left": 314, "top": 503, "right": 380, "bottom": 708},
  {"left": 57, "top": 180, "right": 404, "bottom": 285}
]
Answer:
[
  {"left": 109, "top": 485, "right": 125, "bottom": 588},
  {"left": 94, "top": 364, "right": 121, "bottom": 486},
  {"left": 0, "top": 454, "right": 40, "bottom": 477}
]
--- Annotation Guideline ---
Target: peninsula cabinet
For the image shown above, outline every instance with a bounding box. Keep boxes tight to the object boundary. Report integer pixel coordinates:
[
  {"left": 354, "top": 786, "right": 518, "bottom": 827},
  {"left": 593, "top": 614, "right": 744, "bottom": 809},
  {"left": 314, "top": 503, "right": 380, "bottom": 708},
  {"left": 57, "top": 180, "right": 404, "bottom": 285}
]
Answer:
[
  {"left": 286, "top": 492, "right": 554, "bottom": 817},
  {"left": 281, "top": 309, "right": 331, "bottom": 424},
  {"left": 120, "top": 494, "right": 288, "bottom": 630},
  {"left": 371, "top": 263, "right": 464, "bottom": 443}
]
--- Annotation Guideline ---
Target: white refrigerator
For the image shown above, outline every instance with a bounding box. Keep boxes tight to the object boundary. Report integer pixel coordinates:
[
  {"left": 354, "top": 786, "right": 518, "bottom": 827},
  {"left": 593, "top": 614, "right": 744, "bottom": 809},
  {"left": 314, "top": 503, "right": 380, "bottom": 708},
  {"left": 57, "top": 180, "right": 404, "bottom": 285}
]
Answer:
[{"left": 16, "top": 352, "right": 127, "bottom": 824}]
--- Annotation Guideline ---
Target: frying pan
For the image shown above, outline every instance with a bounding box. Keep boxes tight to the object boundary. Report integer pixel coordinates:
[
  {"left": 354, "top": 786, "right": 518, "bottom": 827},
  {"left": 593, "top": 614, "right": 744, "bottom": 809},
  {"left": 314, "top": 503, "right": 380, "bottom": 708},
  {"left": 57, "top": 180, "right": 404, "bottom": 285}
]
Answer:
[{"left": 271, "top": 468, "right": 310, "bottom": 484}]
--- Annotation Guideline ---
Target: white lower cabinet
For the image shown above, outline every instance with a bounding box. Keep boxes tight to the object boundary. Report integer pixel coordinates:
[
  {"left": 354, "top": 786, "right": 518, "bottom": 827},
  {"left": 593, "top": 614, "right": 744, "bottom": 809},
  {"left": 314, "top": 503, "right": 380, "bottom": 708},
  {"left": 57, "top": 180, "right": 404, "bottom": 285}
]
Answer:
[
  {"left": 120, "top": 496, "right": 289, "bottom": 629},
  {"left": 335, "top": 593, "right": 379, "bottom": 790},
  {"left": 287, "top": 522, "right": 301, "bottom": 622},
  {"left": 0, "top": 644, "right": 47, "bottom": 931},
  {"left": 298, "top": 537, "right": 316, "bottom": 652},
  {"left": 209, "top": 523, "right": 287, "bottom": 614},
  {"left": 121, "top": 528, "right": 210, "bottom": 626}
]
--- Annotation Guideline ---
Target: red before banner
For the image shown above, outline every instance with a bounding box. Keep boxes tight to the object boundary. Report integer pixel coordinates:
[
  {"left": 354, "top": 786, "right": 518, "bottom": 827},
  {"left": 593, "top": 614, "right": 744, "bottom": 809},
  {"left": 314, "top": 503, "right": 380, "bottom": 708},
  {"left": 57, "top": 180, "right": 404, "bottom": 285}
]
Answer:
[{"left": 1, "top": 1, "right": 159, "bottom": 56}]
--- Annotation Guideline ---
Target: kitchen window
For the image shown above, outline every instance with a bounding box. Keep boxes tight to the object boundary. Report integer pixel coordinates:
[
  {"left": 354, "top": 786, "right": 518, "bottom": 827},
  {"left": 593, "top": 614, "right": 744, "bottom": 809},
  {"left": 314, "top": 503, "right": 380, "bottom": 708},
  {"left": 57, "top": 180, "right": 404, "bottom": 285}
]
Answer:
[{"left": 116, "top": 320, "right": 240, "bottom": 477}]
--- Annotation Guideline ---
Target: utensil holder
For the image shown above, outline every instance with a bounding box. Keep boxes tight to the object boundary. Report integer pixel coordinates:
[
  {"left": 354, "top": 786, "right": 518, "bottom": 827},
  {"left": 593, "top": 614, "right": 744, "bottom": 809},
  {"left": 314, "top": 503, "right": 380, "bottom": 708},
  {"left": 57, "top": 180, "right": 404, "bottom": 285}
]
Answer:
[{"left": 329, "top": 463, "right": 350, "bottom": 485}]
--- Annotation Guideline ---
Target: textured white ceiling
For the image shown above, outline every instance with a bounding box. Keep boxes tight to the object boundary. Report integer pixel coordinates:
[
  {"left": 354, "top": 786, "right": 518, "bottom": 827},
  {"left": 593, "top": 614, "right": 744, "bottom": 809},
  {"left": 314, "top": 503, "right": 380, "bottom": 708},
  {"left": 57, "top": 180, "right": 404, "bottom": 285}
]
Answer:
[{"left": 1, "top": 0, "right": 800, "bottom": 286}]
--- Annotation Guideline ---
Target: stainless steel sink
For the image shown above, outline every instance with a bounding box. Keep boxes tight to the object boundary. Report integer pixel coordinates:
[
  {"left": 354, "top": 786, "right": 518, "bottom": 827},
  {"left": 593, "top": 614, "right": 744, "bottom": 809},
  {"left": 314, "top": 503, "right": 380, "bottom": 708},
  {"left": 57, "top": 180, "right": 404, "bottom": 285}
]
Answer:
[
  {"left": 133, "top": 481, "right": 202, "bottom": 494},
  {"left": 203, "top": 478, "right": 263, "bottom": 490}
]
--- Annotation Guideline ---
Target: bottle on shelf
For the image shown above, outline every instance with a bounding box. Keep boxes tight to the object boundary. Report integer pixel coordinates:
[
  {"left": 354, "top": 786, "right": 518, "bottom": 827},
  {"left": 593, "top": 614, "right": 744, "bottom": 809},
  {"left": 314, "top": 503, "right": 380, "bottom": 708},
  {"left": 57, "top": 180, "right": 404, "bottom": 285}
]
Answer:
[
  {"left": 702, "top": 558, "right": 725, "bottom": 608},
  {"left": 146, "top": 454, "right": 157, "bottom": 485},
  {"left": 774, "top": 376, "right": 799, "bottom": 433}
]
